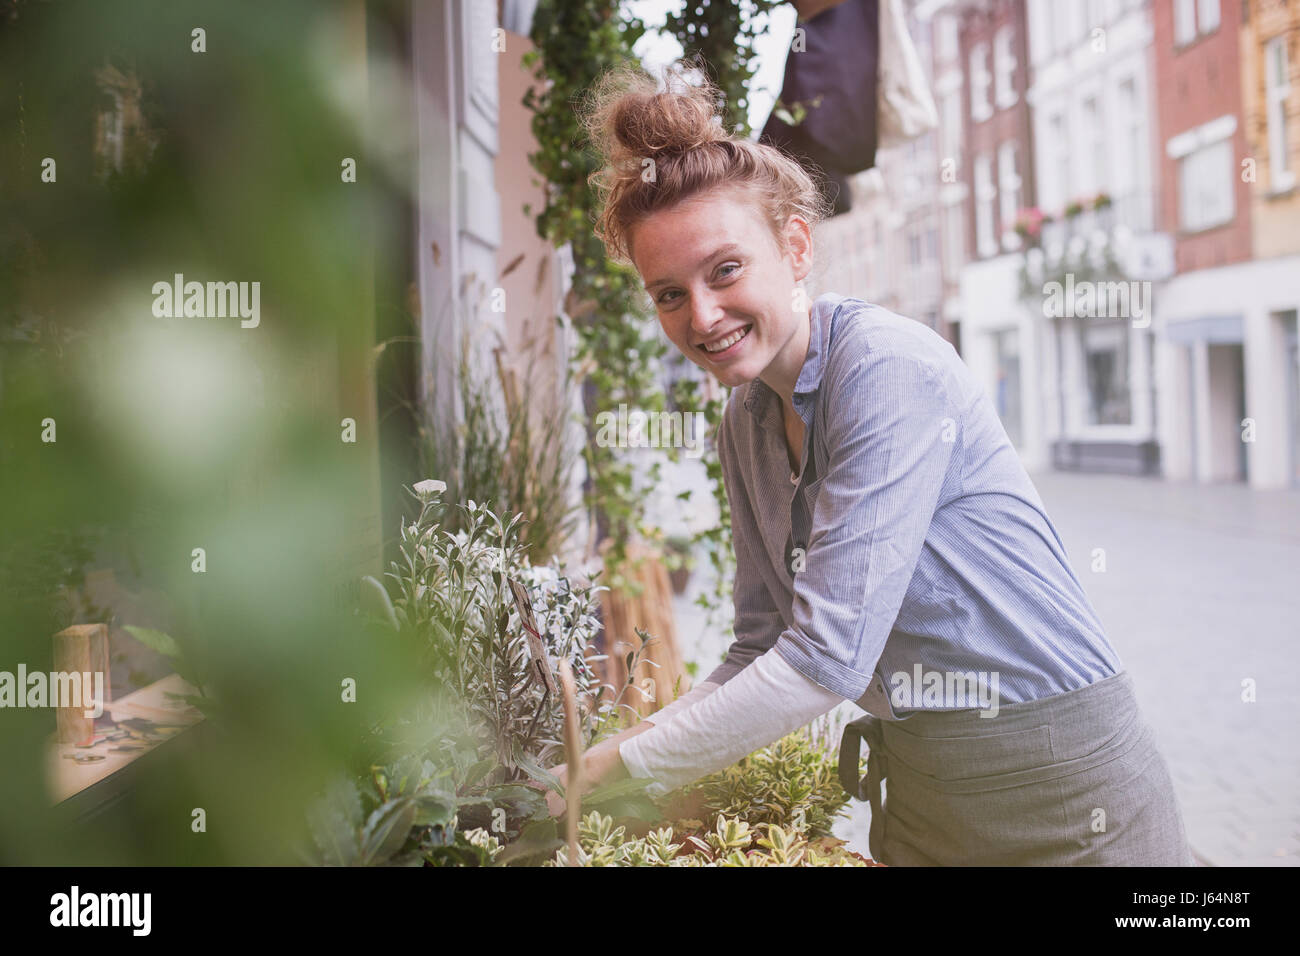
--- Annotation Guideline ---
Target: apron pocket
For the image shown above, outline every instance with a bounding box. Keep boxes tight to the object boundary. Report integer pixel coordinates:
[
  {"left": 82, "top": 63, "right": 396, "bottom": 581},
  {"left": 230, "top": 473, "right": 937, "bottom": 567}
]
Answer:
[{"left": 883, "top": 722, "right": 1057, "bottom": 786}]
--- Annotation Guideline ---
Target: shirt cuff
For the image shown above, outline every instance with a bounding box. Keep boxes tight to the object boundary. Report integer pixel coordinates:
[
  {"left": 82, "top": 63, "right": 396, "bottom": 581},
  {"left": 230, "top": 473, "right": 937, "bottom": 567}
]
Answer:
[{"left": 618, "top": 647, "right": 844, "bottom": 797}]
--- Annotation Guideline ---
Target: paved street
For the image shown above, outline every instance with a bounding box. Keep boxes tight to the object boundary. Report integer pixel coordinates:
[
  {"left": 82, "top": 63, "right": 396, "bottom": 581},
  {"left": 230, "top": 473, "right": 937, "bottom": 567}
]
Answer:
[{"left": 671, "top": 469, "right": 1300, "bottom": 866}]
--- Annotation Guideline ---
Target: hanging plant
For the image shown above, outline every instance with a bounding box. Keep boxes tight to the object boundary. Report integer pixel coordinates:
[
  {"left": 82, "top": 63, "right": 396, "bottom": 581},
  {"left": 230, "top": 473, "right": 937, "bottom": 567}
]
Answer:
[
  {"left": 522, "top": 1, "right": 779, "bottom": 617},
  {"left": 523, "top": 1, "right": 665, "bottom": 597}
]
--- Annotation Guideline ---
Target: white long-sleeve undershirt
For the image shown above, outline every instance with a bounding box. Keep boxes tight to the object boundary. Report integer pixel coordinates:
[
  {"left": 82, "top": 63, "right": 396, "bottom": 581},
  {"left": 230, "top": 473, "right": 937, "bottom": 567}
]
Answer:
[
  {"left": 618, "top": 646, "right": 845, "bottom": 797},
  {"left": 643, "top": 679, "right": 722, "bottom": 728}
]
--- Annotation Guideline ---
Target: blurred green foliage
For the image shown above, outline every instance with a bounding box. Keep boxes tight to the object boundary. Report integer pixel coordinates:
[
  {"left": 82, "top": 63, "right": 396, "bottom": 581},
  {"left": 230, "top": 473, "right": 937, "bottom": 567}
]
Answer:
[{"left": 0, "top": 0, "right": 425, "bottom": 864}]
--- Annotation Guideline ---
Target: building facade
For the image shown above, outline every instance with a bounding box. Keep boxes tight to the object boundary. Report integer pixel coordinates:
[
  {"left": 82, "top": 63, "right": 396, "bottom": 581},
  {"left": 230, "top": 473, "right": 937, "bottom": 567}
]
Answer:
[
  {"left": 953, "top": 0, "right": 1047, "bottom": 469},
  {"left": 1223, "top": 0, "right": 1300, "bottom": 488},
  {"left": 1023, "top": 0, "right": 1168, "bottom": 475},
  {"left": 1150, "top": 0, "right": 1263, "bottom": 484}
]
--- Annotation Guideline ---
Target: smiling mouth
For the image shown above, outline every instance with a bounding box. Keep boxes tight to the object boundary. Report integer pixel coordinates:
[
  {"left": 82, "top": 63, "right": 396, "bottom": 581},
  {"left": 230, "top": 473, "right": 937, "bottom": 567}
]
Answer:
[{"left": 699, "top": 325, "right": 752, "bottom": 357}]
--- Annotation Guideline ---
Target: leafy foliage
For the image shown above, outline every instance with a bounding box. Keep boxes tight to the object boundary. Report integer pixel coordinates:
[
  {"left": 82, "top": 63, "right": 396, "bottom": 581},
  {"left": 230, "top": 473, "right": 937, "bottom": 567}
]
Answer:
[
  {"left": 522, "top": 1, "right": 663, "bottom": 594},
  {"left": 304, "top": 487, "right": 660, "bottom": 864},
  {"left": 384, "top": 485, "right": 614, "bottom": 775},
  {"left": 547, "top": 726, "right": 873, "bottom": 867},
  {"left": 414, "top": 331, "right": 582, "bottom": 568},
  {"left": 548, "top": 811, "right": 872, "bottom": 867},
  {"left": 664, "top": 726, "right": 854, "bottom": 839}
]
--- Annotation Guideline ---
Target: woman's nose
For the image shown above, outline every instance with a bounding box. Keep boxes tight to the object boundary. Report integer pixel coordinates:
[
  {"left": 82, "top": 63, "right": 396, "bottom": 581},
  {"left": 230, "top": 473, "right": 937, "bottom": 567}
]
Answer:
[{"left": 688, "top": 290, "right": 726, "bottom": 337}]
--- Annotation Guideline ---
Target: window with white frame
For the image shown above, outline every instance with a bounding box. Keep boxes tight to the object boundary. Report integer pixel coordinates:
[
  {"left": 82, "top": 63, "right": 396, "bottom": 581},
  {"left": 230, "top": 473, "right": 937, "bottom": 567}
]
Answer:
[
  {"left": 993, "top": 328, "right": 1023, "bottom": 446},
  {"left": 941, "top": 89, "right": 962, "bottom": 165},
  {"left": 970, "top": 43, "right": 992, "bottom": 122},
  {"left": 935, "top": 14, "right": 958, "bottom": 62},
  {"left": 1174, "top": 0, "right": 1196, "bottom": 45},
  {"left": 1049, "top": 111, "right": 1070, "bottom": 211},
  {"left": 1266, "top": 36, "right": 1294, "bottom": 191},
  {"left": 1081, "top": 321, "right": 1132, "bottom": 426},
  {"left": 1116, "top": 78, "right": 1139, "bottom": 194},
  {"left": 1083, "top": 95, "right": 1107, "bottom": 196},
  {"left": 1175, "top": 0, "right": 1218, "bottom": 47},
  {"left": 994, "top": 26, "right": 1017, "bottom": 109},
  {"left": 1053, "top": 0, "right": 1077, "bottom": 51},
  {"left": 943, "top": 199, "right": 965, "bottom": 273},
  {"left": 1117, "top": 77, "right": 1149, "bottom": 227},
  {"left": 998, "top": 141, "right": 1021, "bottom": 241},
  {"left": 1028, "top": 0, "right": 1051, "bottom": 65},
  {"left": 1198, "top": 0, "right": 1220, "bottom": 34},
  {"left": 1178, "top": 138, "right": 1234, "bottom": 231},
  {"left": 974, "top": 153, "right": 997, "bottom": 257}
]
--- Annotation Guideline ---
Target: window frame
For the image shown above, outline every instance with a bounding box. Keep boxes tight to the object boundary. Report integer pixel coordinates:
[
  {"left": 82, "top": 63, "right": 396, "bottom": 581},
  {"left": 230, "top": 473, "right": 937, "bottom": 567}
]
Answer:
[
  {"left": 994, "top": 26, "right": 1018, "bottom": 110},
  {"left": 1178, "top": 137, "right": 1235, "bottom": 232},
  {"left": 1265, "top": 35, "right": 1294, "bottom": 192},
  {"left": 998, "top": 140, "right": 1021, "bottom": 246},
  {"left": 974, "top": 152, "right": 998, "bottom": 258},
  {"left": 970, "top": 42, "right": 993, "bottom": 122}
]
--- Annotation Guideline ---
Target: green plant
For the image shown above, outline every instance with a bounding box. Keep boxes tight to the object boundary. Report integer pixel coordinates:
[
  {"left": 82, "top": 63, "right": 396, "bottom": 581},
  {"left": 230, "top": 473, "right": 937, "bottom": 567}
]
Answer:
[
  {"left": 548, "top": 810, "right": 871, "bottom": 867},
  {"left": 120, "top": 624, "right": 217, "bottom": 718},
  {"left": 523, "top": 1, "right": 663, "bottom": 595},
  {"left": 660, "top": 724, "right": 856, "bottom": 839},
  {"left": 541, "top": 719, "right": 873, "bottom": 867},
  {"left": 305, "top": 484, "right": 671, "bottom": 866},
  {"left": 384, "top": 484, "right": 612, "bottom": 779},
  {"left": 415, "top": 326, "right": 582, "bottom": 568}
]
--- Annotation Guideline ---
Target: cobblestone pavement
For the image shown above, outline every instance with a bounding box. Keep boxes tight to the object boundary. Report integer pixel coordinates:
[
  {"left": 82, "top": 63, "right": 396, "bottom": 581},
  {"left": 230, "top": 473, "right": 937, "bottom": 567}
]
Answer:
[{"left": 672, "top": 470, "right": 1300, "bottom": 866}]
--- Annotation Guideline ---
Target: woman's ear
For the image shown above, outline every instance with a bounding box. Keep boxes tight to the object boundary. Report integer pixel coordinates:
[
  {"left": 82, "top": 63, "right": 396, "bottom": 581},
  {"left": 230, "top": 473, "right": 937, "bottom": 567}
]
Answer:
[{"left": 784, "top": 214, "right": 813, "bottom": 282}]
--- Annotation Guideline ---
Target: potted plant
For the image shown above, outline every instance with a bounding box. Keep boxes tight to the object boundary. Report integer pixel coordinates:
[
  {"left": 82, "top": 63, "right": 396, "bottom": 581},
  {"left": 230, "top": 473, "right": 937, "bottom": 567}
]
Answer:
[{"left": 1013, "top": 207, "right": 1046, "bottom": 246}]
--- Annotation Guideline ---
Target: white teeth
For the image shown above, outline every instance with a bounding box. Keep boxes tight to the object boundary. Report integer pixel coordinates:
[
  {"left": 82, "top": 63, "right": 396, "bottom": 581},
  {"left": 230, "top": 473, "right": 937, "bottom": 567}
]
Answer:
[{"left": 703, "top": 326, "right": 750, "bottom": 353}]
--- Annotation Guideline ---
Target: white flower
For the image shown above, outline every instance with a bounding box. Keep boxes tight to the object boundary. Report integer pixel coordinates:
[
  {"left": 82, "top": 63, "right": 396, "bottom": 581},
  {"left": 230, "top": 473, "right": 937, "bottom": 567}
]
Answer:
[{"left": 413, "top": 479, "right": 447, "bottom": 497}]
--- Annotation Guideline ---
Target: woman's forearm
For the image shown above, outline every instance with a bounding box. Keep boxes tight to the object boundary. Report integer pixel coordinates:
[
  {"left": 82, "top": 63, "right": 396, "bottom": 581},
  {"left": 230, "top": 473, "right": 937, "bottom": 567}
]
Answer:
[{"left": 618, "top": 647, "right": 844, "bottom": 796}]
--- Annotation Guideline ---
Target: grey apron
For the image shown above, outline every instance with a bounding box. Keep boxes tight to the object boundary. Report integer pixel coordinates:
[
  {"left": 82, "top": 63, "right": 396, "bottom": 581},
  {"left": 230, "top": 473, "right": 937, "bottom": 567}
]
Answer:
[{"left": 839, "top": 670, "right": 1196, "bottom": 865}]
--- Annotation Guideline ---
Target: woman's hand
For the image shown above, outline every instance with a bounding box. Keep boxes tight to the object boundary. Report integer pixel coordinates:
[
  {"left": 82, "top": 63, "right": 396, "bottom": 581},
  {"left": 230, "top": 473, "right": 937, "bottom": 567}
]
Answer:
[
  {"left": 540, "top": 765, "right": 569, "bottom": 817},
  {"left": 530, "top": 721, "right": 659, "bottom": 817}
]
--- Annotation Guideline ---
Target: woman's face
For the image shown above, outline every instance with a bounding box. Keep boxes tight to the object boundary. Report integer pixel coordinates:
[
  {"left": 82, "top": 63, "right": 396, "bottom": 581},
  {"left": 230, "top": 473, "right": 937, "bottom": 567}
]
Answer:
[{"left": 630, "top": 188, "right": 813, "bottom": 391}]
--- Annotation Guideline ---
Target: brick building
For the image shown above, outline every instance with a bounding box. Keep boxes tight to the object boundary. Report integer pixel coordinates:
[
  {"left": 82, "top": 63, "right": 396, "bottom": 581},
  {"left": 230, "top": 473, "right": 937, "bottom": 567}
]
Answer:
[
  {"left": 952, "top": 0, "right": 1046, "bottom": 466},
  {"left": 1152, "top": 0, "right": 1299, "bottom": 487}
]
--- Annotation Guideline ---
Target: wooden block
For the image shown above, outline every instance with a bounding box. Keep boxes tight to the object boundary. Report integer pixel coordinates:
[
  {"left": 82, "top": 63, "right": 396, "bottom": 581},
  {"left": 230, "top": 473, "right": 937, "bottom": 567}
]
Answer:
[{"left": 52, "top": 623, "right": 111, "bottom": 745}]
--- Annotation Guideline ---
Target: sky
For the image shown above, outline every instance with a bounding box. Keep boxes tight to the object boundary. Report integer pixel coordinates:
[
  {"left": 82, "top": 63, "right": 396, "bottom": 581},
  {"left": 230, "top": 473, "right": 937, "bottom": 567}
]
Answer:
[{"left": 623, "top": 0, "right": 799, "bottom": 135}]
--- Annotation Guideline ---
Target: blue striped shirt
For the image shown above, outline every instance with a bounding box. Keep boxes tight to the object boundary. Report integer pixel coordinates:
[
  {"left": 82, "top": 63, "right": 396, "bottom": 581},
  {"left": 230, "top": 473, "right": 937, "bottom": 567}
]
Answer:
[{"left": 705, "top": 292, "right": 1122, "bottom": 717}]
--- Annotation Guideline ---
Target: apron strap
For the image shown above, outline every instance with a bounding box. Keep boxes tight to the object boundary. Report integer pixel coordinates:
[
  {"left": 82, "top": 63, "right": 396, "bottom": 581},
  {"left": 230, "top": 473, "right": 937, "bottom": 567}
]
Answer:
[{"left": 839, "top": 714, "right": 888, "bottom": 862}]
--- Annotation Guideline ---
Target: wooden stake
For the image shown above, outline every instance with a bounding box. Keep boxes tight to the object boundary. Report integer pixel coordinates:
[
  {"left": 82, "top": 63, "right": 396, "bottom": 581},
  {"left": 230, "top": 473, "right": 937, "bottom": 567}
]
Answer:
[{"left": 558, "top": 659, "right": 582, "bottom": 867}]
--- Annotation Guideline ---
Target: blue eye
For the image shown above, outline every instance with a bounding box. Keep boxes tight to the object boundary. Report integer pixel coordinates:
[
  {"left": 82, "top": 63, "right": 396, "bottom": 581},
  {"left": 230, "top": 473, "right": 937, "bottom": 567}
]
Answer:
[{"left": 656, "top": 264, "right": 739, "bottom": 306}]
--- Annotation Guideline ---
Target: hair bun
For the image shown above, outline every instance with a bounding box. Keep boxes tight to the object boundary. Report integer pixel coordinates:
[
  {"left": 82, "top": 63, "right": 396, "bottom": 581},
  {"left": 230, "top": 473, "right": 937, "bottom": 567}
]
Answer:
[
  {"left": 584, "top": 58, "right": 726, "bottom": 169},
  {"left": 581, "top": 56, "right": 830, "bottom": 266}
]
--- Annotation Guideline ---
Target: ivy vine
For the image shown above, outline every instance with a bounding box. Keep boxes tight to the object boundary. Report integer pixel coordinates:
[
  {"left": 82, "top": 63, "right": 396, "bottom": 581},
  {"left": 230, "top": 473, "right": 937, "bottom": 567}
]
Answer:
[{"left": 522, "top": 0, "right": 783, "bottom": 637}]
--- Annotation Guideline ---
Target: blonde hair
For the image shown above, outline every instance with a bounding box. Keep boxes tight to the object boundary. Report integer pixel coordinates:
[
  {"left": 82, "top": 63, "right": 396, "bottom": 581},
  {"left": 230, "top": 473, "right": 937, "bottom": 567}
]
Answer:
[{"left": 580, "top": 57, "right": 832, "bottom": 267}]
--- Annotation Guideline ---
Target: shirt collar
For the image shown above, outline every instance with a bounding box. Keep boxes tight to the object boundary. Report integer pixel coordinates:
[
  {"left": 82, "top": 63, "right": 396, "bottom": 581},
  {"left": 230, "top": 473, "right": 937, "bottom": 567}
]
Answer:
[{"left": 742, "top": 292, "right": 852, "bottom": 428}]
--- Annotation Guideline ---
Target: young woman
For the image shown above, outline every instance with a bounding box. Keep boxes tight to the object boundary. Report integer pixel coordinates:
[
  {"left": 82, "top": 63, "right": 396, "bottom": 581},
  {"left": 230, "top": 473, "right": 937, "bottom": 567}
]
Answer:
[{"left": 540, "top": 62, "right": 1195, "bottom": 866}]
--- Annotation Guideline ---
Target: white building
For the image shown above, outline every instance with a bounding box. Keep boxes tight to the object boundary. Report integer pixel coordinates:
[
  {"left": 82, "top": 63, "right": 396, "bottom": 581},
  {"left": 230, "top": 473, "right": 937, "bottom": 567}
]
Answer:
[{"left": 1022, "top": 0, "right": 1169, "bottom": 475}]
